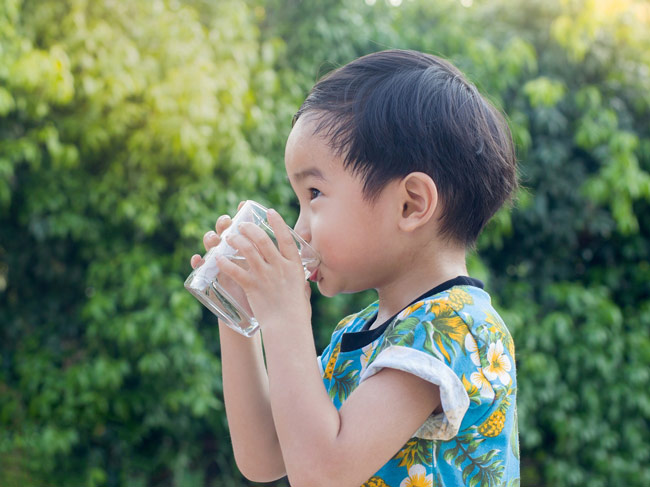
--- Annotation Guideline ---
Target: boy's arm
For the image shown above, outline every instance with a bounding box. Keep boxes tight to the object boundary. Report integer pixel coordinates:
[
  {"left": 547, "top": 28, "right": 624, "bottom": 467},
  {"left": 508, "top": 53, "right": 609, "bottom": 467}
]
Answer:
[
  {"left": 217, "top": 321, "right": 287, "bottom": 482},
  {"left": 217, "top": 211, "right": 442, "bottom": 487},
  {"left": 190, "top": 216, "right": 286, "bottom": 482},
  {"left": 261, "top": 318, "right": 441, "bottom": 487}
]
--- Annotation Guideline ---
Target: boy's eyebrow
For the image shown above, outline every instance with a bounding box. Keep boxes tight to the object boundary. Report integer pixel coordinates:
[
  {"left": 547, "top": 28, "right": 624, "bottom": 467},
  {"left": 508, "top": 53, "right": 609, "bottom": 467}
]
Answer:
[{"left": 291, "top": 167, "right": 327, "bottom": 182}]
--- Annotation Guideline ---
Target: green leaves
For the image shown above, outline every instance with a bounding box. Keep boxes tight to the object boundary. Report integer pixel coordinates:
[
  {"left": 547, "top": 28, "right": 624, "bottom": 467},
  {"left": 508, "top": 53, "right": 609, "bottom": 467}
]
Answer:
[
  {"left": 1, "top": 1, "right": 270, "bottom": 485},
  {"left": 523, "top": 77, "right": 566, "bottom": 108},
  {"left": 1, "top": 0, "right": 649, "bottom": 486}
]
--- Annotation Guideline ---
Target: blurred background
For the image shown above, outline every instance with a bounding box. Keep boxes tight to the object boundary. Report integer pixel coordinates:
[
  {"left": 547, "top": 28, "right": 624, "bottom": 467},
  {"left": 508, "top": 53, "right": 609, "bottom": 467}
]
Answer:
[{"left": 1, "top": 0, "right": 649, "bottom": 486}]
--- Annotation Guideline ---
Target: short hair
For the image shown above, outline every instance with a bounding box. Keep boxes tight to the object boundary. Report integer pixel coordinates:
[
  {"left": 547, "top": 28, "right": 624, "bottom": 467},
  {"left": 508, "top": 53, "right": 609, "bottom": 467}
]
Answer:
[{"left": 293, "top": 49, "right": 518, "bottom": 246}]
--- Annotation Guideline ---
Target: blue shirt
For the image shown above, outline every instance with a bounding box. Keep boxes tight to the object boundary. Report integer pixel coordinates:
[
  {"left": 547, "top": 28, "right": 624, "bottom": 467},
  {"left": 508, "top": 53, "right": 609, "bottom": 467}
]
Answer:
[{"left": 317, "top": 277, "right": 519, "bottom": 487}]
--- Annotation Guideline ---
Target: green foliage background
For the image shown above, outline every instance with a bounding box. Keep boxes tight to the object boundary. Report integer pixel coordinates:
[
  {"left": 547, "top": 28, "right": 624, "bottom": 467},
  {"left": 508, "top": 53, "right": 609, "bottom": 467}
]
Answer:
[{"left": 1, "top": 0, "right": 648, "bottom": 486}]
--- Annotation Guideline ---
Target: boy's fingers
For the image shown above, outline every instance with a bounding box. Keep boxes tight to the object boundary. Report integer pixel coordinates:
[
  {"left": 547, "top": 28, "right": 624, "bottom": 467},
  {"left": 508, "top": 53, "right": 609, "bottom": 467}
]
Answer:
[
  {"left": 215, "top": 215, "right": 232, "bottom": 234},
  {"left": 215, "top": 254, "right": 249, "bottom": 288},
  {"left": 226, "top": 232, "right": 266, "bottom": 272},
  {"left": 268, "top": 209, "right": 300, "bottom": 261},
  {"left": 190, "top": 254, "right": 204, "bottom": 269},
  {"left": 238, "top": 222, "right": 279, "bottom": 264},
  {"left": 203, "top": 230, "right": 220, "bottom": 251}
]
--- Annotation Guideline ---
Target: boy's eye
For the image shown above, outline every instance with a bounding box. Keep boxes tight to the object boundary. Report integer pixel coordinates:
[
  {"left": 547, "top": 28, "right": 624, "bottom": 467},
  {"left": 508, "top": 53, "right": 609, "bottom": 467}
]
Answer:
[{"left": 309, "top": 188, "right": 321, "bottom": 200}]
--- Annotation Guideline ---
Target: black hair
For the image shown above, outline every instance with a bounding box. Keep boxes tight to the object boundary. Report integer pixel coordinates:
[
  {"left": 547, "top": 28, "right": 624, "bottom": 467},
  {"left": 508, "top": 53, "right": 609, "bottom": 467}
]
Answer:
[{"left": 293, "top": 49, "right": 518, "bottom": 246}]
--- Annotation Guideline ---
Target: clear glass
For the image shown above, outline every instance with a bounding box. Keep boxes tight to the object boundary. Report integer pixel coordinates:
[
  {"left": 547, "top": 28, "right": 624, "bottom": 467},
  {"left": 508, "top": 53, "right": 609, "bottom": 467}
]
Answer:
[{"left": 184, "top": 201, "right": 320, "bottom": 337}]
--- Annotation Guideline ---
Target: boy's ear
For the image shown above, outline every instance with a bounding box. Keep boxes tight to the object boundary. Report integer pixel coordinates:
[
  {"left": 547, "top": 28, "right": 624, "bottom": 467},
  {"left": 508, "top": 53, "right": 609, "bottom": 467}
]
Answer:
[{"left": 397, "top": 172, "right": 438, "bottom": 232}]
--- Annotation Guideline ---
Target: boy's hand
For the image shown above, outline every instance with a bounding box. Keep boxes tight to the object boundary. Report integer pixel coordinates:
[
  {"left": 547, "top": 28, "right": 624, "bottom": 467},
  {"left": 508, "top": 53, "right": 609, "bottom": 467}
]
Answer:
[
  {"left": 190, "top": 200, "right": 249, "bottom": 269},
  {"left": 189, "top": 213, "right": 232, "bottom": 269},
  {"left": 215, "top": 209, "right": 312, "bottom": 332},
  {"left": 189, "top": 202, "right": 254, "bottom": 319}
]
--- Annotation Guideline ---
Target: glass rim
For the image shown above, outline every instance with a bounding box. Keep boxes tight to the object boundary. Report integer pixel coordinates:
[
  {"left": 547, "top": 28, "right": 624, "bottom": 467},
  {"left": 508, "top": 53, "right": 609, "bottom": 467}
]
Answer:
[{"left": 240, "top": 200, "right": 316, "bottom": 253}]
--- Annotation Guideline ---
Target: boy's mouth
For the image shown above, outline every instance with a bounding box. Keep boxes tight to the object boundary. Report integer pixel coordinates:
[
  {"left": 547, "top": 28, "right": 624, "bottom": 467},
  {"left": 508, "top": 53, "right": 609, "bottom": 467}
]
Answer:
[{"left": 308, "top": 269, "right": 320, "bottom": 282}]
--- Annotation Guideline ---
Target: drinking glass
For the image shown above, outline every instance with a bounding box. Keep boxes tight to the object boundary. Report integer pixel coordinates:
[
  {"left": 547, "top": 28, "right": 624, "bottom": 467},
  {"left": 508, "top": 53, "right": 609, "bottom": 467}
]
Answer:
[{"left": 185, "top": 200, "right": 320, "bottom": 337}]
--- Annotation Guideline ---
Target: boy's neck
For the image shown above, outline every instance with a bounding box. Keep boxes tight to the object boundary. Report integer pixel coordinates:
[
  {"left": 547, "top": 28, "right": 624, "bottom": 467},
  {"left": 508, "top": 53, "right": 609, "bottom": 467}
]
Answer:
[{"left": 372, "top": 243, "right": 468, "bottom": 328}]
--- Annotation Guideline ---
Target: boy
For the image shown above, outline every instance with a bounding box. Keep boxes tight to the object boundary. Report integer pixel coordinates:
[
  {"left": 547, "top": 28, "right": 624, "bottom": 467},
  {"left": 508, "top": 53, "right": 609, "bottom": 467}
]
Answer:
[{"left": 190, "top": 49, "right": 519, "bottom": 487}]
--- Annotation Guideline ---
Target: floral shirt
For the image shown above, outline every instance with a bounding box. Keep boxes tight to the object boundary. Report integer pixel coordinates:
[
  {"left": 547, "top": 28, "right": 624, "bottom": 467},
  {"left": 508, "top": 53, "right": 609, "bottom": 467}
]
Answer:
[{"left": 317, "top": 277, "right": 519, "bottom": 487}]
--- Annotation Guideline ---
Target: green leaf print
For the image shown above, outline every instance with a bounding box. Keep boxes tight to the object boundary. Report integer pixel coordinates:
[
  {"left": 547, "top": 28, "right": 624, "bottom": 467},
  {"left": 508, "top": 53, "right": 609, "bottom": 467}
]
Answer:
[
  {"left": 394, "top": 437, "right": 433, "bottom": 469},
  {"left": 435, "top": 470, "right": 444, "bottom": 487},
  {"left": 384, "top": 317, "right": 420, "bottom": 346},
  {"left": 443, "top": 444, "right": 460, "bottom": 465},
  {"left": 423, "top": 321, "right": 438, "bottom": 358},
  {"left": 373, "top": 316, "right": 419, "bottom": 358},
  {"left": 511, "top": 408, "right": 520, "bottom": 460},
  {"left": 445, "top": 431, "right": 504, "bottom": 487},
  {"left": 418, "top": 304, "right": 470, "bottom": 363},
  {"left": 328, "top": 359, "right": 358, "bottom": 404}
]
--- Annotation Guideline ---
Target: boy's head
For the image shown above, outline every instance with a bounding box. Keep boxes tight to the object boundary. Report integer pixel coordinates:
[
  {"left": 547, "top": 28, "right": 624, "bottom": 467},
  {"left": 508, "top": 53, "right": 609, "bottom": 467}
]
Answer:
[{"left": 293, "top": 49, "right": 517, "bottom": 247}]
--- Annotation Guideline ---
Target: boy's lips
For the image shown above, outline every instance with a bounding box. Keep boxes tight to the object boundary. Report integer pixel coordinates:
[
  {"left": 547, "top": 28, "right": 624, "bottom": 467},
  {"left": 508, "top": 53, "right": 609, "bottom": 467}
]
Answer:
[{"left": 308, "top": 268, "right": 320, "bottom": 282}]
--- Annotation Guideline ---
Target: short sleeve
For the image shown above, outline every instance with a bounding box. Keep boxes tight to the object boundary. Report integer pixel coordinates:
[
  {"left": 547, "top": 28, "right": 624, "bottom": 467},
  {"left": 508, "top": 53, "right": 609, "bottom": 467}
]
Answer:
[{"left": 358, "top": 298, "right": 475, "bottom": 441}]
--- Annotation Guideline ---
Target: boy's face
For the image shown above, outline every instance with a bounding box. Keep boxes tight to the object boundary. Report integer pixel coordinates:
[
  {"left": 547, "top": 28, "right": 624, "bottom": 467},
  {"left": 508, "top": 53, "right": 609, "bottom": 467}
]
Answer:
[{"left": 285, "top": 116, "right": 403, "bottom": 297}]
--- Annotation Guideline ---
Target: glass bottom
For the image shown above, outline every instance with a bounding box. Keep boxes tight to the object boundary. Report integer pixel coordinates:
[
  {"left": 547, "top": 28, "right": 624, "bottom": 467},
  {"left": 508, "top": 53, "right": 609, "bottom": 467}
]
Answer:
[
  {"left": 184, "top": 272, "right": 259, "bottom": 337},
  {"left": 185, "top": 251, "right": 318, "bottom": 338}
]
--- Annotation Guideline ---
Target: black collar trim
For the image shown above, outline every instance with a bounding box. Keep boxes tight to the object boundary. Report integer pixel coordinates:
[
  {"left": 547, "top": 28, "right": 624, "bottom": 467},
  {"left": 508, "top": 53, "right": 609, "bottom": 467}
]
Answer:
[{"left": 340, "top": 276, "right": 484, "bottom": 352}]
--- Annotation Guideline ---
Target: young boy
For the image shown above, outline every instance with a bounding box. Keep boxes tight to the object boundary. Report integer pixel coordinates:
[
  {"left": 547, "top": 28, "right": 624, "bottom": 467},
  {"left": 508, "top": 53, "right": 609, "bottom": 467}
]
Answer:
[{"left": 190, "top": 49, "right": 519, "bottom": 487}]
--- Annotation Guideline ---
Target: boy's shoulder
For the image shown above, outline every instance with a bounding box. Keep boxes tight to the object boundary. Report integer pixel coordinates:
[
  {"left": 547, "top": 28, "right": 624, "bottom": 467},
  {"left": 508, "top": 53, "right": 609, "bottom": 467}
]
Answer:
[
  {"left": 388, "top": 284, "right": 513, "bottom": 348},
  {"left": 395, "top": 284, "right": 494, "bottom": 322},
  {"left": 326, "top": 282, "right": 513, "bottom": 357},
  {"left": 331, "top": 283, "right": 503, "bottom": 332}
]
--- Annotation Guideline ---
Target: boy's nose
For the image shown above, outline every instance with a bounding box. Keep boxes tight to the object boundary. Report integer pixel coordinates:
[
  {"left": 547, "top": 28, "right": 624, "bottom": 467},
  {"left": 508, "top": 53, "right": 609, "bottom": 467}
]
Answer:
[{"left": 294, "top": 212, "right": 311, "bottom": 243}]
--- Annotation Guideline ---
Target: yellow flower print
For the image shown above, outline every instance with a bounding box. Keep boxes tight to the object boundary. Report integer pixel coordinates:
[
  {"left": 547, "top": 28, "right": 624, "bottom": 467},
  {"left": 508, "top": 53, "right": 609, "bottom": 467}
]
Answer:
[
  {"left": 324, "top": 343, "right": 340, "bottom": 380},
  {"left": 447, "top": 287, "right": 473, "bottom": 311},
  {"left": 507, "top": 338, "right": 515, "bottom": 359},
  {"left": 484, "top": 340, "right": 512, "bottom": 385},
  {"left": 470, "top": 369, "right": 495, "bottom": 400},
  {"left": 462, "top": 374, "right": 482, "bottom": 405},
  {"left": 394, "top": 438, "right": 434, "bottom": 469},
  {"left": 360, "top": 343, "right": 374, "bottom": 374},
  {"left": 484, "top": 312, "right": 505, "bottom": 334},
  {"left": 396, "top": 301, "right": 425, "bottom": 321},
  {"left": 485, "top": 312, "right": 515, "bottom": 357},
  {"left": 362, "top": 477, "right": 389, "bottom": 487},
  {"left": 399, "top": 464, "right": 433, "bottom": 487},
  {"left": 426, "top": 300, "right": 446, "bottom": 316},
  {"left": 430, "top": 304, "right": 469, "bottom": 362},
  {"left": 334, "top": 314, "right": 355, "bottom": 332},
  {"left": 464, "top": 334, "right": 481, "bottom": 366}
]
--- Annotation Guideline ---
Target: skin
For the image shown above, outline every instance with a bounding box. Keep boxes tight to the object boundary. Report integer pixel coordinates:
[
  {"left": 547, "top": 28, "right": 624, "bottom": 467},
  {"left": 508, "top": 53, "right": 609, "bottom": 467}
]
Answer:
[{"left": 190, "top": 116, "right": 469, "bottom": 487}]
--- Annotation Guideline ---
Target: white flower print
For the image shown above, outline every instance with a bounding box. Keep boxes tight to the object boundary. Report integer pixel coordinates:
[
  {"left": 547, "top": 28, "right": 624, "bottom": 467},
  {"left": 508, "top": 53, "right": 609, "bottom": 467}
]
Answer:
[
  {"left": 395, "top": 301, "right": 426, "bottom": 321},
  {"left": 470, "top": 369, "right": 495, "bottom": 399},
  {"left": 483, "top": 340, "right": 512, "bottom": 385},
  {"left": 399, "top": 464, "right": 433, "bottom": 487},
  {"left": 464, "top": 333, "right": 481, "bottom": 366}
]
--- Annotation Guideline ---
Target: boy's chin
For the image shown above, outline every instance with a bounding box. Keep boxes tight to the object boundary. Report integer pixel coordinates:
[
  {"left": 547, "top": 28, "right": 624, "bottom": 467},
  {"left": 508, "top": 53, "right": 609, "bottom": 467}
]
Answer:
[
  {"left": 316, "top": 282, "right": 365, "bottom": 298},
  {"left": 315, "top": 282, "right": 337, "bottom": 298}
]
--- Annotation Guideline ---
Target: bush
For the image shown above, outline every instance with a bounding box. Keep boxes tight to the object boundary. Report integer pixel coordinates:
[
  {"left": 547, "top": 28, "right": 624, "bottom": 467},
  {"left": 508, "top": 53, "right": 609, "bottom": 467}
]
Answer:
[{"left": 1, "top": 0, "right": 648, "bottom": 485}]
